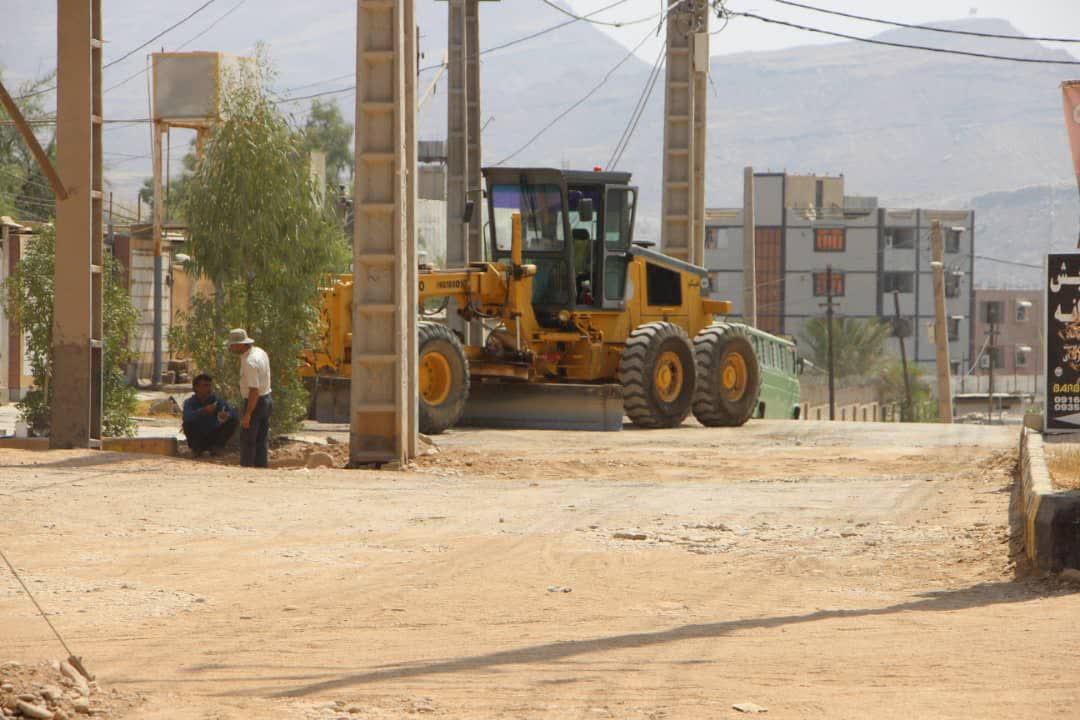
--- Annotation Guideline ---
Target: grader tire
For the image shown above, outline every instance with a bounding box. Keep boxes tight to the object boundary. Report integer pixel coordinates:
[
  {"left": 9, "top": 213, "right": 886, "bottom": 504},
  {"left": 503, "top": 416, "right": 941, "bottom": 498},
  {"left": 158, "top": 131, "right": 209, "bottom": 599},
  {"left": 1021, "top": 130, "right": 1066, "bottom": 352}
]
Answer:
[
  {"left": 618, "top": 322, "right": 696, "bottom": 429},
  {"left": 418, "top": 322, "right": 470, "bottom": 435},
  {"left": 692, "top": 324, "right": 761, "bottom": 427}
]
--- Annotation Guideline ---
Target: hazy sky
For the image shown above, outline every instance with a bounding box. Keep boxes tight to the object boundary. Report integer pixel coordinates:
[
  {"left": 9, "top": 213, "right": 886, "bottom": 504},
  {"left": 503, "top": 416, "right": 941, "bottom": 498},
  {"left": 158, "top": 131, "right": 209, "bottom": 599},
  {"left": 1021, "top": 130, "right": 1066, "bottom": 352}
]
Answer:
[{"left": 573, "top": 0, "right": 1080, "bottom": 61}]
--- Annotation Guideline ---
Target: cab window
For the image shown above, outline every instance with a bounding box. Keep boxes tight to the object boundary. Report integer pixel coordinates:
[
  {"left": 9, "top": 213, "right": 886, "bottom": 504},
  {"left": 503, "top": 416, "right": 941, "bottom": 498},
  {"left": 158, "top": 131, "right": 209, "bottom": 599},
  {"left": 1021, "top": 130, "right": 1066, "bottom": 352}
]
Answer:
[{"left": 490, "top": 183, "right": 565, "bottom": 253}]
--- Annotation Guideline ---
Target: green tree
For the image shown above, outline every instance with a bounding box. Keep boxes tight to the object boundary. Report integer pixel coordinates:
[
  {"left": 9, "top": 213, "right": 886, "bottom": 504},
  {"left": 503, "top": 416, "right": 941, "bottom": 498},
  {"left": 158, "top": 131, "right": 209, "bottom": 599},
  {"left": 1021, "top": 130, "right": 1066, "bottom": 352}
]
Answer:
[
  {"left": 2, "top": 225, "right": 139, "bottom": 436},
  {"left": 0, "top": 71, "right": 56, "bottom": 220},
  {"left": 171, "top": 56, "right": 349, "bottom": 433},
  {"left": 299, "top": 99, "right": 353, "bottom": 186},
  {"left": 801, "top": 316, "right": 891, "bottom": 379},
  {"left": 138, "top": 142, "right": 197, "bottom": 222},
  {"left": 878, "top": 359, "right": 936, "bottom": 422}
]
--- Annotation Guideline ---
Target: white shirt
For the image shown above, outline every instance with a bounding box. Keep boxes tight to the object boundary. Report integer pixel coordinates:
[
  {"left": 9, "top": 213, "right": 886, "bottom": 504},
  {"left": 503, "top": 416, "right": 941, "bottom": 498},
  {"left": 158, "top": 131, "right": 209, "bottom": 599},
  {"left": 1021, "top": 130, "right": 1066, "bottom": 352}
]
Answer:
[{"left": 239, "top": 346, "right": 272, "bottom": 397}]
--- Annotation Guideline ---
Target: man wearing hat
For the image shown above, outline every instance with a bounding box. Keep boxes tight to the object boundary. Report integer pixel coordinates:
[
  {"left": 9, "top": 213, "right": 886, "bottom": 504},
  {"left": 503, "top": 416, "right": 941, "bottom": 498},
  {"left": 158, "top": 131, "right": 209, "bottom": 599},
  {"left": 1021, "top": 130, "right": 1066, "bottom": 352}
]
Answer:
[{"left": 228, "top": 328, "right": 272, "bottom": 468}]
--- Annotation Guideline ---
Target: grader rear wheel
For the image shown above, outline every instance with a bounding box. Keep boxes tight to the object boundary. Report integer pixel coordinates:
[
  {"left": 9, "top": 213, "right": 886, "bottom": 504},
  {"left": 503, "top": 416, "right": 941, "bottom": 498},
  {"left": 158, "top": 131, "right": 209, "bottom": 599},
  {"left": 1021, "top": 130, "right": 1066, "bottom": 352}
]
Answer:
[
  {"left": 618, "top": 322, "right": 696, "bottom": 429},
  {"left": 418, "top": 322, "right": 470, "bottom": 435},
  {"left": 692, "top": 324, "right": 761, "bottom": 427}
]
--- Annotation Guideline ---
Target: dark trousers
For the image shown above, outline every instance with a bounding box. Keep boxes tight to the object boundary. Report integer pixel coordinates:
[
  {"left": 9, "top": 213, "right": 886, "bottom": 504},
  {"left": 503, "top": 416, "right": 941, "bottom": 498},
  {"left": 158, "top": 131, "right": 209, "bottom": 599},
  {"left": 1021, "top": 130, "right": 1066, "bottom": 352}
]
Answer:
[
  {"left": 183, "top": 416, "right": 238, "bottom": 454},
  {"left": 240, "top": 393, "right": 272, "bottom": 468}
]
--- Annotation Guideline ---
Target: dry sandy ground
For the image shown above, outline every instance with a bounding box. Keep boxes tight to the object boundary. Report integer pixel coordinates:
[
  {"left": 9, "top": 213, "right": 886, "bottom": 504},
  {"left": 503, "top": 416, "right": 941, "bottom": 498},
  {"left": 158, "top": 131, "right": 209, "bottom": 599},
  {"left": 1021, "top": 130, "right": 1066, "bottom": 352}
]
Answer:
[{"left": 1, "top": 420, "right": 1078, "bottom": 719}]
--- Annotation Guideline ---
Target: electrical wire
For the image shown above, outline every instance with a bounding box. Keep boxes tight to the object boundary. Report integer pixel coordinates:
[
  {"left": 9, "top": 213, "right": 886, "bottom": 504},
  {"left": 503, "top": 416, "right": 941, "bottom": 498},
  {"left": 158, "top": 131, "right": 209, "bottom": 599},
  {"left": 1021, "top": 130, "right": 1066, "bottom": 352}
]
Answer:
[
  {"left": 536, "top": 0, "right": 659, "bottom": 28},
  {"left": 103, "top": 0, "right": 222, "bottom": 70},
  {"left": 728, "top": 11, "right": 1080, "bottom": 66},
  {"left": 102, "top": 0, "right": 248, "bottom": 97},
  {"left": 768, "top": 0, "right": 1080, "bottom": 44},
  {"left": 606, "top": 41, "right": 666, "bottom": 169},
  {"left": 13, "top": 0, "right": 223, "bottom": 102},
  {"left": 276, "top": 0, "right": 641, "bottom": 104},
  {"left": 493, "top": 23, "right": 658, "bottom": 166}
]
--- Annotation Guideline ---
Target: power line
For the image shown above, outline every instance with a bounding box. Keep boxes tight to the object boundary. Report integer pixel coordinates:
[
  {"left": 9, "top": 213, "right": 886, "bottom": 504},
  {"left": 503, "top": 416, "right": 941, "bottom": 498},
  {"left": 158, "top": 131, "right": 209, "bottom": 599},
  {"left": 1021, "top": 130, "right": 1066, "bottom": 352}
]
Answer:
[
  {"left": 494, "top": 23, "right": 658, "bottom": 166},
  {"left": 769, "top": 0, "right": 1080, "bottom": 44},
  {"left": 728, "top": 11, "right": 1080, "bottom": 65},
  {"left": 102, "top": 0, "right": 248, "bottom": 97},
  {"left": 103, "top": 0, "right": 221, "bottom": 70},
  {"left": 974, "top": 254, "right": 1043, "bottom": 270},
  {"left": 13, "top": 0, "right": 224, "bottom": 102},
  {"left": 275, "top": 0, "right": 640, "bottom": 105},
  {"left": 607, "top": 41, "right": 666, "bottom": 169},
  {"left": 536, "top": 0, "right": 659, "bottom": 28}
]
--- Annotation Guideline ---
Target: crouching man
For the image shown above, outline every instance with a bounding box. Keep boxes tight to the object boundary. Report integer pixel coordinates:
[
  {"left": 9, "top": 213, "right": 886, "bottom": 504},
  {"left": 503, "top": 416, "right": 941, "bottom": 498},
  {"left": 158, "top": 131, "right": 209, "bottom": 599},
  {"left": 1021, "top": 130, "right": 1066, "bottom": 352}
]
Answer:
[{"left": 182, "top": 373, "right": 239, "bottom": 457}]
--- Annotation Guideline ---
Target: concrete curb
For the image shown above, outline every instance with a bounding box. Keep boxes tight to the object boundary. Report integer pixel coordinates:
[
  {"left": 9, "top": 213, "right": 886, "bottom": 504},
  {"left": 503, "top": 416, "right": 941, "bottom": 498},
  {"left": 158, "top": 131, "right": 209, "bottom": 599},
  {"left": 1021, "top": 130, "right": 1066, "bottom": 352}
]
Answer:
[
  {"left": 0, "top": 436, "right": 178, "bottom": 456},
  {"left": 1019, "top": 427, "right": 1080, "bottom": 571}
]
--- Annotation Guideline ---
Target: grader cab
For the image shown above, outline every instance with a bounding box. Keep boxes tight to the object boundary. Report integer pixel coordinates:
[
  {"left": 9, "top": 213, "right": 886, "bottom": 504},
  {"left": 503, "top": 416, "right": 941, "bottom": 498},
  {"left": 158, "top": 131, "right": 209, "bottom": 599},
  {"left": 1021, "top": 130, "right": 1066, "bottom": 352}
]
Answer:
[{"left": 300, "top": 167, "right": 762, "bottom": 433}]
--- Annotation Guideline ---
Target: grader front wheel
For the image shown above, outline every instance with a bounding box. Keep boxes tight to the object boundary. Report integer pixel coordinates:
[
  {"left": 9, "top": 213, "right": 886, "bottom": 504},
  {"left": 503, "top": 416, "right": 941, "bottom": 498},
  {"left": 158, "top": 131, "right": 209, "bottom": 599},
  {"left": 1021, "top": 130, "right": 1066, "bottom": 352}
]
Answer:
[
  {"left": 618, "top": 322, "right": 696, "bottom": 428},
  {"left": 418, "top": 322, "right": 470, "bottom": 435},
  {"left": 692, "top": 324, "right": 761, "bottom": 427}
]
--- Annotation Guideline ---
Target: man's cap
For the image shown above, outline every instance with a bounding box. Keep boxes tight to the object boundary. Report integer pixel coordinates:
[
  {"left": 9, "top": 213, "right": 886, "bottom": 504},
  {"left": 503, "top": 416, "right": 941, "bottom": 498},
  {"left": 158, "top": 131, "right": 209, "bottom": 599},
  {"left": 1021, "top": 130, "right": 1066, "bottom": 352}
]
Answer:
[{"left": 227, "top": 328, "right": 255, "bottom": 346}]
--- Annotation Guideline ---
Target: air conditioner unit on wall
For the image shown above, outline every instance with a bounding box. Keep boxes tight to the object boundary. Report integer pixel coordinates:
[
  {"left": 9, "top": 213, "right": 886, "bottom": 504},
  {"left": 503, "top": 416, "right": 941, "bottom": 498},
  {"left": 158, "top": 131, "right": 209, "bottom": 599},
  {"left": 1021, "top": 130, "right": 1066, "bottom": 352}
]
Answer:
[{"left": 979, "top": 355, "right": 990, "bottom": 369}]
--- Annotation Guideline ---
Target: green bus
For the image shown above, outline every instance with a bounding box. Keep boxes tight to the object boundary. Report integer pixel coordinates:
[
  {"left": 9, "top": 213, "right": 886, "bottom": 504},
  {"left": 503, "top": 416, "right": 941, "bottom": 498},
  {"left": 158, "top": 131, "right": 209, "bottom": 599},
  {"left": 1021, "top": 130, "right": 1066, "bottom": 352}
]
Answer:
[{"left": 739, "top": 325, "right": 802, "bottom": 420}]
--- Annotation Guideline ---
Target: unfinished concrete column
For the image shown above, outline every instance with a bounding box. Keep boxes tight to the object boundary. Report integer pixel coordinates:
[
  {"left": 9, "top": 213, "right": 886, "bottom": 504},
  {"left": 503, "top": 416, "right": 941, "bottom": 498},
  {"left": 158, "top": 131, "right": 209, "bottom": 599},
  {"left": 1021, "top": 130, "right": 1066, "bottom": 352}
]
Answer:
[
  {"left": 661, "top": 1, "right": 708, "bottom": 264},
  {"left": 52, "top": 0, "right": 104, "bottom": 449},
  {"left": 466, "top": 0, "right": 482, "bottom": 264},
  {"left": 691, "top": 17, "right": 708, "bottom": 268},
  {"left": 351, "top": 0, "right": 415, "bottom": 465},
  {"left": 405, "top": 0, "right": 419, "bottom": 459},
  {"left": 445, "top": 0, "right": 468, "bottom": 337}
]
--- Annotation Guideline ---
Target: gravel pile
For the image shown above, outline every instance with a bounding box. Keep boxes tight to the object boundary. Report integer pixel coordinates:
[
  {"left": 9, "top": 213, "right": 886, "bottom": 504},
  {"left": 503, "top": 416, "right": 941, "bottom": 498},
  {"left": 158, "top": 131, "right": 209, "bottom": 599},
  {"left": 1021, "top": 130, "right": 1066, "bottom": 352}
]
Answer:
[{"left": 0, "top": 660, "right": 137, "bottom": 719}]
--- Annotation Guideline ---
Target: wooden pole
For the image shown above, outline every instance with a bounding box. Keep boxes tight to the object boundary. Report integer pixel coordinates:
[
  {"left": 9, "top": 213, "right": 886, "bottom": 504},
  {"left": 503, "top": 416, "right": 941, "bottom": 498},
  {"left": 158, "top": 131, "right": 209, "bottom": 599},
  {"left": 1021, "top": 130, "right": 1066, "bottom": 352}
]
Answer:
[
  {"left": 894, "top": 289, "right": 913, "bottom": 422},
  {"left": 930, "top": 220, "right": 953, "bottom": 422},
  {"left": 0, "top": 81, "right": 68, "bottom": 201},
  {"left": 825, "top": 264, "right": 835, "bottom": 421}
]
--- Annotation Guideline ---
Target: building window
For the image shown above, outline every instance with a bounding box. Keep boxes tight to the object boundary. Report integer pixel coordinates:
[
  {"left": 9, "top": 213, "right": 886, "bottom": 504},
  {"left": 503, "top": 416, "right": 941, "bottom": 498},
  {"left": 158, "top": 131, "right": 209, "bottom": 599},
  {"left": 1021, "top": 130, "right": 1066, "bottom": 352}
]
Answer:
[
  {"left": 1016, "top": 348, "right": 1029, "bottom": 368},
  {"left": 814, "top": 228, "right": 845, "bottom": 252},
  {"left": 945, "top": 272, "right": 961, "bottom": 298},
  {"left": 891, "top": 317, "right": 913, "bottom": 338},
  {"left": 948, "top": 317, "right": 960, "bottom": 342},
  {"left": 705, "top": 227, "right": 729, "bottom": 250},
  {"left": 945, "top": 228, "right": 962, "bottom": 253},
  {"left": 883, "top": 272, "right": 914, "bottom": 294},
  {"left": 885, "top": 228, "right": 916, "bottom": 249},
  {"left": 1016, "top": 301, "right": 1031, "bottom": 323},
  {"left": 983, "top": 300, "right": 1004, "bottom": 324},
  {"left": 813, "top": 271, "right": 845, "bottom": 297}
]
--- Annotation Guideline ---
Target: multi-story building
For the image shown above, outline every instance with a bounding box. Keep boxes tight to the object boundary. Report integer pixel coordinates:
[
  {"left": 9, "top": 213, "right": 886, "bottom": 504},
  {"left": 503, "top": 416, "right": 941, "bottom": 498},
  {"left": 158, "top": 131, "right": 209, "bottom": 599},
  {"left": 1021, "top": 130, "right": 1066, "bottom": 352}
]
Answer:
[
  {"left": 705, "top": 172, "right": 975, "bottom": 371},
  {"left": 971, "top": 289, "right": 1042, "bottom": 376}
]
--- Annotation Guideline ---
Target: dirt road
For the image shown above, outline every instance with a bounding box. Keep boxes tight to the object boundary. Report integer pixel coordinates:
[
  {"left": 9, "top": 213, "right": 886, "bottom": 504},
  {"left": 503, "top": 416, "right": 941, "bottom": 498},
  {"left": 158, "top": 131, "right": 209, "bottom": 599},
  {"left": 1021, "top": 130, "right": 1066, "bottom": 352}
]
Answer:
[{"left": 2, "top": 420, "right": 1077, "bottom": 719}]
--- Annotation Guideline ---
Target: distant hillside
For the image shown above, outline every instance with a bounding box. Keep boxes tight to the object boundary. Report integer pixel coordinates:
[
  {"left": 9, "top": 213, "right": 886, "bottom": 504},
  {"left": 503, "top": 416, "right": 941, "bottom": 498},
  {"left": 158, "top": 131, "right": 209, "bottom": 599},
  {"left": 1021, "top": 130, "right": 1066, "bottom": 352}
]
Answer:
[{"left": 2, "top": 5, "right": 1076, "bottom": 289}]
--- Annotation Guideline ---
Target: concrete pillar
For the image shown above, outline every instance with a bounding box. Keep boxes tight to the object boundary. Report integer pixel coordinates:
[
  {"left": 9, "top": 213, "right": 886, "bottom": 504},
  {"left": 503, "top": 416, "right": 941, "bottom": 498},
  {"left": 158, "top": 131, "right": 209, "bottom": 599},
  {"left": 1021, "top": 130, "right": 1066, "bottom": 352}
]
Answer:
[
  {"left": 52, "top": 0, "right": 103, "bottom": 449},
  {"left": 445, "top": 0, "right": 468, "bottom": 336},
  {"left": 742, "top": 166, "right": 756, "bottom": 325},
  {"left": 405, "top": 0, "right": 419, "bottom": 459},
  {"left": 351, "top": 0, "right": 415, "bottom": 465},
  {"left": 661, "top": 1, "right": 708, "bottom": 265}
]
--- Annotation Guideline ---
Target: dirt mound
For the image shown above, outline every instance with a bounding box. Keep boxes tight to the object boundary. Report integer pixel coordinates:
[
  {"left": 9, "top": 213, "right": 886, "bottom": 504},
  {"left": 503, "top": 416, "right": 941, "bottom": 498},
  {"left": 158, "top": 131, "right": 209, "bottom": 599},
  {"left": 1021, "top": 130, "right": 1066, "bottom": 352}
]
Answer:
[{"left": 0, "top": 659, "right": 139, "bottom": 719}]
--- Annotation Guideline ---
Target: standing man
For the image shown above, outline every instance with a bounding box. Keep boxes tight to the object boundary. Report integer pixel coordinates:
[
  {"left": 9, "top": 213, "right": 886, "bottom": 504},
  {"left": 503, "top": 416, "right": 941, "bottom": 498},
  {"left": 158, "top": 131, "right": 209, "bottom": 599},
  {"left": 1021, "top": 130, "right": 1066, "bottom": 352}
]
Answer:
[
  {"left": 181, "top": 373, "right": 238, "bottom": 456},
  {"left": 227, "top": 328, "right": 272, "bottom": 468}
]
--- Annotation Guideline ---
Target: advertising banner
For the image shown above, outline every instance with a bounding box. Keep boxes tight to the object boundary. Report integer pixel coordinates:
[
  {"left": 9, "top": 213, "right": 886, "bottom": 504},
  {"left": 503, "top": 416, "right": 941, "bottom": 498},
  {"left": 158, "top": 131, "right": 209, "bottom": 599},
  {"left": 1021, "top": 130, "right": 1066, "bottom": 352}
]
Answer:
[
  {"left": 1065, "top": 82, "right": 1080, "bottom": 192},
  {"left": 1047, "top": 252, "right": 1080, "bottom": 431}
]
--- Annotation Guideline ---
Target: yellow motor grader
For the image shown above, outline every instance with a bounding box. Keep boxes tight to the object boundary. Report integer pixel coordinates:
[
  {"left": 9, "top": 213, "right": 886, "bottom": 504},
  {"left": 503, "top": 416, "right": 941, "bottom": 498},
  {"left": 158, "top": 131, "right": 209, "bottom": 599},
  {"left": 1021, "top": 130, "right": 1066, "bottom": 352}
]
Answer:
[{"left": 300, "top": 167, "right": 761, "bottom": 433}]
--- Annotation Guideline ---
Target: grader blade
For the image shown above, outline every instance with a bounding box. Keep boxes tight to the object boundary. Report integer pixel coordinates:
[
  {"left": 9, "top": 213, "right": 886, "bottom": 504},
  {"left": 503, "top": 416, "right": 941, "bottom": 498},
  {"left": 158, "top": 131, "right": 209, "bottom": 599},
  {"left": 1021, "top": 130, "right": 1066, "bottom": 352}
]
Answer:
[{"left": 459, "top": 382, "right": 624, "bottom": 432}]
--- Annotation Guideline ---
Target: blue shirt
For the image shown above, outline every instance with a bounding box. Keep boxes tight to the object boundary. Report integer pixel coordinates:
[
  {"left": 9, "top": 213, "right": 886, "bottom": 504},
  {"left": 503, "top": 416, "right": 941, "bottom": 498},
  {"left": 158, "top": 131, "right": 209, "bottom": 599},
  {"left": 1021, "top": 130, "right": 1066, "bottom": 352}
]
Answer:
[{"left": 182, "top": 393, "right": 238, "bottom": 437}]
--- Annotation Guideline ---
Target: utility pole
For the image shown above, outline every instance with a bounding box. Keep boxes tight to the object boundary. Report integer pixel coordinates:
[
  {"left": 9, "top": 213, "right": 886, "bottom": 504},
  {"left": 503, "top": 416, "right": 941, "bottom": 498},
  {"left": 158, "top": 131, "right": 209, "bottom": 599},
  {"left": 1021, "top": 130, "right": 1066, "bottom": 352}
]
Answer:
[
  {"left": 445, "top": 0, "right": 468, "bottom": 339},
  {"left": 742, "top": 166, "right": 756, "bottom": 326},
  {"left": 52, "top": 0, "right": 104, "bottom": 449},
  {"left": 825, "top": 264, "right": 836, "bottom": 421},
  {"left": 929, "top": 220, "right": 953, "bottom": 423},
  {"left": 661, "top": 1, "right": 708, "bottom": 264},
  {"left": 893, "top": 289, "right": 913, "bottom": 422},
  {"left": 351, "top": 0, "right": 416, "bottom": 465},
  {"left": 987, "top": 321, "right": 998, "bottom": 424}
]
